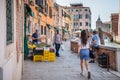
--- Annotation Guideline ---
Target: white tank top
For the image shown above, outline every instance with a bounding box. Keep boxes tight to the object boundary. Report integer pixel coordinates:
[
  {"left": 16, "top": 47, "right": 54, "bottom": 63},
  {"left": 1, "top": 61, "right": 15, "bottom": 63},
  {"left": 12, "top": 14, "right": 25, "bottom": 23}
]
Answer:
[{"left": 78, "top": 39, "right": 91, "bottom": 49}]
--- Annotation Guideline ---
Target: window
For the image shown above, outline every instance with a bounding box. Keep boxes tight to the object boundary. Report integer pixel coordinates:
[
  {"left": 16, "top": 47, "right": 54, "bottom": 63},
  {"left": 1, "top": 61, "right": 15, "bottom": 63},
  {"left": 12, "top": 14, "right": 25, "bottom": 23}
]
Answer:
[
  {"left": 80, "top": 22, "right": 82, "bottom": 26},
  {"left": 62, "top": 10, "right": 64, "bottom": 16},
  {"left": 68, "top": 10, "right": 70, "bottom": 12},
  {"left": 86, "top": 22, "right": 89, "bottom": 26},
  {"left": 41, "top": 25, "right": 43, "bottom": 34},
  {"left": 44, "top": 26, "right": 46, "bottom": 35},
  {"left": 74, "top": 22, "right": 78, "bottom": 27},
  {"left": 74, "top": 15, "right": 75, "bottom": 19},
  {"left": 37, "top": 0, "right": 44, "bottom": 13},
  {"left": 76, "top": 9, "right": 78, "bottom": 12},
  {"left": 64, "top": 12, "right": 66, "bottom": 17},
  {"left": 85, "top": 9, "right": 87, "bottom": 11},
  {"left": 49, "top": 7, "right": 52, "bottom": 18},
  {"left": 6, "top": 0, "right": 13, "bottom": 45},
  {"left": 71, "top": 9, "right": 73, "bottom": 12},
  {"left": 36, "top": 0, "right": 43, "bottom": 6},
  {"left": 89, "top": 15, "right": 91, "bottom": 20},
  {"left": 79, "top": 14, "right": 82, "bottom": 19},
  {"left": 89, "top": 23, "right": 91, "bottom": 27},
  {"left": 46, "top": 4, "right": 48, "bottom": 14},
  {"left": 35, "top": 0, "right": 38, "bottom": 5},
  {"left": 44, "top": 0, "right": 48, "bottom": 14},
  {"left": 74, "top": 14, "right": 79, "bottom": 20},
  {"left": 76, "top": 23, "right": 78, "bottom": 26},
  {"left": 79, "top": 9, "right": 82, "bottom": 11},
  {"left": 85, "top": 14, "right": 89, "bottom": 19},
  {"left": 74, "top": 23, "right": 76, "bottom": 26},
  {"left": 44, "top": 0, "right": 46, "bottom": 12}
]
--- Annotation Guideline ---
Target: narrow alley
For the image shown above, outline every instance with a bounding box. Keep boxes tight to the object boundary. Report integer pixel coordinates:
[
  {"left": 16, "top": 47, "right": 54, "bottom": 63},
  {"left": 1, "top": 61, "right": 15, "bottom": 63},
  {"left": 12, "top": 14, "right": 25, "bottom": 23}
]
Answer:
[{"left": 22, "top": 41, "right": 120, "bottom": 80}]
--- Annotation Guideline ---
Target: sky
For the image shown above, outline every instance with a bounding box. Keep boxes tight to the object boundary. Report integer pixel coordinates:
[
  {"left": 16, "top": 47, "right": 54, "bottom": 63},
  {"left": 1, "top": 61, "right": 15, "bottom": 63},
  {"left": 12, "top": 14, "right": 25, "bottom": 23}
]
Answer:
[{"left": 56, "top": 0, "right": 119, "bottom": 29}]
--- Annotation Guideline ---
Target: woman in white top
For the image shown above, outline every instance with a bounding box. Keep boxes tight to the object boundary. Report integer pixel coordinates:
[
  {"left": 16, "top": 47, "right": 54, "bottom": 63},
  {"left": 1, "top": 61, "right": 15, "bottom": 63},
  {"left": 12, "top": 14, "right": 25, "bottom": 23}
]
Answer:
[{"left": 78, "top": 30, "right": 91, "bottom": 79}]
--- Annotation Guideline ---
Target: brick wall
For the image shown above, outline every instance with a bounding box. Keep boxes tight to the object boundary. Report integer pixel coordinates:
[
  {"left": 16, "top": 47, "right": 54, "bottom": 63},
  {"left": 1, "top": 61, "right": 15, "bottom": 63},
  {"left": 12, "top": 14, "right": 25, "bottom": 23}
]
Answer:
[
  {"left": 16, "top": 0, "right": 24, "bottom": 62},
  {"left": 111, "top": 13, "right": 119, "bottom": 36},
  {"left": 97, "top": 46, "right": 117, "bottom": 71}
]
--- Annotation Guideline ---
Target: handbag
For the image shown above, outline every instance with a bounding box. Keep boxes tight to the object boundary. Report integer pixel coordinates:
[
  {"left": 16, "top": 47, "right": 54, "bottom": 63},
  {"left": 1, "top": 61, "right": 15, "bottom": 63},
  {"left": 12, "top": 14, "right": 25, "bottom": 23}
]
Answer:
[
  {"left": 89, "top": 49, "right": 95, "bottom": 58},
  {"left": 61, "top": 44, "right": 65, "bottom": 51}
]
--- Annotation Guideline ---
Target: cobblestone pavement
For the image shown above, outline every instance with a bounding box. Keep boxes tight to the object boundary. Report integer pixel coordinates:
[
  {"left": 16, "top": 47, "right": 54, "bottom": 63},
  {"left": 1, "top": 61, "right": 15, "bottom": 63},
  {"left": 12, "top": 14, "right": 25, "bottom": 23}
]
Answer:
[{"left": 22, "top": 41, "right": 120, "bottom": 80}]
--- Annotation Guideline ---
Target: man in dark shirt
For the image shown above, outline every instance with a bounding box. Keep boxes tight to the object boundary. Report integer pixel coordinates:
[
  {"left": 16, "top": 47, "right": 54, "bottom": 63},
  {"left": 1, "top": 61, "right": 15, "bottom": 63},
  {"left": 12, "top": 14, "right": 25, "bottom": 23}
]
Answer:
[{"left": 32, "top": 30, "right": 38, "bottom": 44}]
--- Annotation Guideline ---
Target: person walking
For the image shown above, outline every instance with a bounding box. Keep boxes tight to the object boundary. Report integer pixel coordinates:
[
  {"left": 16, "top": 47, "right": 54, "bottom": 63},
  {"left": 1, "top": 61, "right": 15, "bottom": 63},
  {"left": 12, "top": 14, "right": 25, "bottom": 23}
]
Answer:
[
  {"left": 53, "top": 30, "right": 62, "bottom": 57},
  {"left": 77, "top": 30, "right": 91, "bottom": 79}
]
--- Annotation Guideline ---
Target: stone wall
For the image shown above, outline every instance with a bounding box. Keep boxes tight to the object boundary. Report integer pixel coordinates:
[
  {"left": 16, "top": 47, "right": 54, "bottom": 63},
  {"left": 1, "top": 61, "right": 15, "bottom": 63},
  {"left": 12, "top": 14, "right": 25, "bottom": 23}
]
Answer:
[
  {"left": 71, "top": 41, "right": 78, "bottom": 53},
  {"left": 97, "top": 45, "right": 120, "bottom": 72},
  {"left": 70, "top": 40, "right": 120, "bottom": 73}
]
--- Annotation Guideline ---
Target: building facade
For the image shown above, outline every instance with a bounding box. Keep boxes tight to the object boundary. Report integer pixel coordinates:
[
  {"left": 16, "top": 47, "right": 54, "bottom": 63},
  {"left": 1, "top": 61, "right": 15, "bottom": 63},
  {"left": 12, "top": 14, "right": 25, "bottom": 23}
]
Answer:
[
  {"left": 96, "top": 16, "right": 111, "bottom": 34},
  {"left": 111, "top": 13, "right": 119, "bottom": 42},
  {"left": 25, "top": 0, "right": 55, "bottom": 45},
  {"left": 118, "top": 5, "right": 120, "bottom": 43},
  {"left": 65, "top": 3, "right": 91, "bottom": 33},
  {"left": 54, "top": 3, "right": 72, "bottom": 40},
  {"left": 35, "top": 0, "right": 55, "bottom": 44},
  {"left": 54, "top": 3, "right": 63, "bottom": 33},
  {"left": 0, "top": 0, "right": 24, "bottom": 80},
  {"left": 96, "top": 16, "right": 112, "bottom": 42},
  {"left": 25, "top": 0, "right": 39, "bottom": 37},
  {"left": 62, "top": 8, "right": 72, "bottom": 39}
]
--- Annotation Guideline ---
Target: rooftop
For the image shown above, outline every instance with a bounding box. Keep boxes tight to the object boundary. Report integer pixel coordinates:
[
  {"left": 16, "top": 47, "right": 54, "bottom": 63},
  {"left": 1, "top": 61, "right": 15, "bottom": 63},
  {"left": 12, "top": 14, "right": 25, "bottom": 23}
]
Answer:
[{"left": 70, "top": 3, "right": 83, "bottom": 7}]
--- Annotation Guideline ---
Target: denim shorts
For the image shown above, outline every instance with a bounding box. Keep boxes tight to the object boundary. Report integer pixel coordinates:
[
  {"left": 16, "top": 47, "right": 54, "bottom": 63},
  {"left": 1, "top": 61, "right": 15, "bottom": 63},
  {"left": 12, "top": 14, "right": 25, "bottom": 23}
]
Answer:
[{"left": 80, "top": 49, "right": 90, "bottom": 61}]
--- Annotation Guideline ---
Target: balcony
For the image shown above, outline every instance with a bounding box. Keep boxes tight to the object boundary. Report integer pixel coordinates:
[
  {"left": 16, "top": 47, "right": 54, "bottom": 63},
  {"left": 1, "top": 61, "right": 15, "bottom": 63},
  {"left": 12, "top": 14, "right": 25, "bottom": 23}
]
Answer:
[{"left": 30, "top": 1, "right": 34, "bottom": 6}]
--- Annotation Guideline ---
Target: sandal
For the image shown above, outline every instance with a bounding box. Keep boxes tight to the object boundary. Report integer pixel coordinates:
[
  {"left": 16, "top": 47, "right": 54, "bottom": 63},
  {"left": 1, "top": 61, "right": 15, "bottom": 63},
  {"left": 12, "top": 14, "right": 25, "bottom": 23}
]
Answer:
[
  {"left": 80, "top": 72, "right": 83, "bottom": 76},
  {"left": 88, "top": 72, "right": 91, "bottom": 79}
]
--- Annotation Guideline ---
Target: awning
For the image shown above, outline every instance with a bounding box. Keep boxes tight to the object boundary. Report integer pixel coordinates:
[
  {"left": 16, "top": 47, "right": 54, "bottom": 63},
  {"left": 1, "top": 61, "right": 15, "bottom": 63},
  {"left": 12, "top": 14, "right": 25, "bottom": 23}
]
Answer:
[
  {"left": 47, "top": 24, "right": 52, "bottom": 29},
  {"left": 62, "top": 26, "right": 65, "bottom": 28},
  {"left": 24, "top": 4, "right": 34, "bottom": 59},
  {"left": 63, "top": 29, "right": 67, "bottom": 32},
  {"left": 55, "top": 27, "right": 60, "bottom": 30},
  {"left": 25, "top": 4, "right": 34, "bottom": 17},
  {"left": 74, "top": 30, "right": 81, "bottom": 34}
]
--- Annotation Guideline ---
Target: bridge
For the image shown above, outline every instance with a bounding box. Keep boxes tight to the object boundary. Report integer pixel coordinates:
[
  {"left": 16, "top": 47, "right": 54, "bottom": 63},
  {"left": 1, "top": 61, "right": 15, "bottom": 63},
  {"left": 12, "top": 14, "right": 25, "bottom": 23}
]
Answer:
[{"left": 102, "top": 31, "right": 113, "bottom": 42}]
